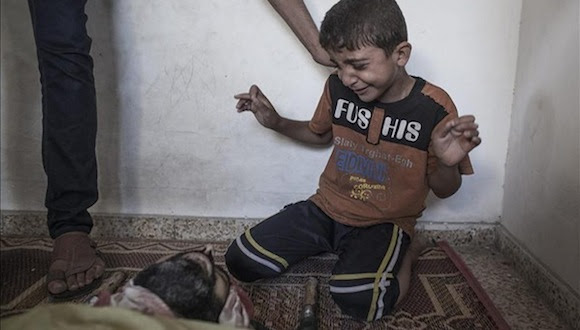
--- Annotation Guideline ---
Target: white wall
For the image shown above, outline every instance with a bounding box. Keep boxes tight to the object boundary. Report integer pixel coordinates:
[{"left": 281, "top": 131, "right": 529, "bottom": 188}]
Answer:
[
  {"left": 1, "top": 0, "right": 521, "bottom": 224},
  {"left": 502, "top": 0, "right": 580, "bottom": 294}
]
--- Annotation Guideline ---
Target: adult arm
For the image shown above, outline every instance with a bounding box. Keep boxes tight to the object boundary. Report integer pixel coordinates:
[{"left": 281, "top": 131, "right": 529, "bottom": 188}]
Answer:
[{"left": 267, "top": 0, "right": 333, "bottom": 67}]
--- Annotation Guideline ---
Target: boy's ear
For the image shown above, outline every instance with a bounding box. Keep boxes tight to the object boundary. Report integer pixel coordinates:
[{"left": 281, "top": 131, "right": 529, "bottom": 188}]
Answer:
[{"left": 393, "top": 41, "right": 412, "bottom": 66}]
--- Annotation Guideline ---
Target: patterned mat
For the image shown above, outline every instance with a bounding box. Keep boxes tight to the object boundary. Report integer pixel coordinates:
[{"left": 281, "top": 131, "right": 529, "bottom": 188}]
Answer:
[{"left": 0, "top": 237, "right": 509, "bottom": 329}]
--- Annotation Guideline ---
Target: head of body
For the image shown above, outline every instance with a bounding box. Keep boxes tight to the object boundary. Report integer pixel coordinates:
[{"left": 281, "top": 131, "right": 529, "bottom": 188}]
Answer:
[
  {"left": 319, "top": 0, "right": 414, "bottom": 104},
  {"left": 92, "top": 246, "right": 253, "bottom": 327},
  {"left": 132, "top": 247, "right": 229, "bottom": 321}
]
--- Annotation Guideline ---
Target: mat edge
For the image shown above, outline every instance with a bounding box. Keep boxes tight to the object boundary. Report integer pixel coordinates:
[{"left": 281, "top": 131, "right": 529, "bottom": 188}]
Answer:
[{"left": 438, "top": 240, "right": 511, "bottom": 330}]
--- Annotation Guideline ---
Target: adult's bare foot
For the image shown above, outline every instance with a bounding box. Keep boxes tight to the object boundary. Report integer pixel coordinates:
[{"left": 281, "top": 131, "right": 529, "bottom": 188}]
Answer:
[{"left": 47, "top": 232, "right": 105, "bottom": 299}]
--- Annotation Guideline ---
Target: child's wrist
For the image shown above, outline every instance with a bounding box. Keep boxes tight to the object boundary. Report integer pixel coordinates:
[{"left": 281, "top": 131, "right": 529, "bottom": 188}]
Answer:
[
  {"left": 269, "top": 115, "right": 285, "bottom": 132},
  {"left": 436, "top": 159, "right": 458, "bottom": 169}
]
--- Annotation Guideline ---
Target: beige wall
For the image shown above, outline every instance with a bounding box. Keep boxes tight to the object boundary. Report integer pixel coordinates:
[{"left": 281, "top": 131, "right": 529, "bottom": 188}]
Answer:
[{"left": 502, "top": 0, "right": 580, "bottom": 294}]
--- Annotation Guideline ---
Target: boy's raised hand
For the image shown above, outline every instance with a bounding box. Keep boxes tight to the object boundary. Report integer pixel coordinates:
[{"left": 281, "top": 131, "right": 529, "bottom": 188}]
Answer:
[
  {"left": 431, "top": 115, "right": 481, "bottom": 167},
  {"left": 235, "top": 85, "right": 282, "bottom": 130}
]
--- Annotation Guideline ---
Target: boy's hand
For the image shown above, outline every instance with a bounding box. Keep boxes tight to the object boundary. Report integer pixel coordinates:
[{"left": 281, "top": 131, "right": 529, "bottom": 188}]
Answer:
[
  {"left": 235, "top": 85, "right": 332, "bottom": 145},
  {"left": 235, "top": 85, "right": 282, "bottom": 130},
  {"left": 431, "top": 115, "right": 481, "bottom": 166}
]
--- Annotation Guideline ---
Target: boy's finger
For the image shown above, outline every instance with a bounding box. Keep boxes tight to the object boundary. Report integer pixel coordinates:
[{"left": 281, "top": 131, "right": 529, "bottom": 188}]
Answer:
[
  {"left": 440, "top": 114, "right": 477, "bottom": 130},
  {"left": 453, "top": 122, "right": 479, "bottom": 133},
  {"left": 251, "top": 86, "right": 274, "bottom": 109},
  {"left": 464, "top": 137, "right": 482, "bottom": 151},
  {"left": 464, "top": 129, "right": 480, "bottom": 138},
  {"left": 445, "top": 115, "right": 477, "bottom": 133},
  {"left": 256, "top": 93, "right": 271, "bottom": 107},
  {"left": 249, "top": 85, "right": 261, "bottom": 100},
  {"left": 235, "top": 100, "right": 246, "bottom": 110},
  {"left": 236, "top": 103, "right": 254, "bottom": 113},
  {"left": 435, "top": 118, "right": 457, "bottom": 138},
  {"left": 234, "top": 93, "right": 251, "bottom": 100},
  {"left": 456, "top": 114, "right": 476, "bottom": 123}
]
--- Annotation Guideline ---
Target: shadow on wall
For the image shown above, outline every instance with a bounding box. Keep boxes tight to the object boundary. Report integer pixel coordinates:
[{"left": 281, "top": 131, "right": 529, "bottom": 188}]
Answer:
[{"left": 85, "top": 0, "right": 130, "bottom": 214}]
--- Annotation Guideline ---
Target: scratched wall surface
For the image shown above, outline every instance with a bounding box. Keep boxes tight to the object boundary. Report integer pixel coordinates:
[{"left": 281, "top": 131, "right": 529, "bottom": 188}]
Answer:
[{"left": 1, "top": 0, "right": 521, "bottom": 223}]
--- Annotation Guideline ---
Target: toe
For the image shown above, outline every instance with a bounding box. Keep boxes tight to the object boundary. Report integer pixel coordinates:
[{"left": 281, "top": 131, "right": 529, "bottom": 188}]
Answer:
[
  {"left": 94, "top": 258, "right": 105, "bottom": 279},
  {"left": 66, "top": 275, "right": 79, "bottom": 291},
  {"left": 47, "top": 279, "right": 67, "bottom": 295},
  {"left": 76, "top": 272, "right": 86, "bottom": 288},
  {"left": 85, "top": 267, "right": 96, "bottom": 285}
]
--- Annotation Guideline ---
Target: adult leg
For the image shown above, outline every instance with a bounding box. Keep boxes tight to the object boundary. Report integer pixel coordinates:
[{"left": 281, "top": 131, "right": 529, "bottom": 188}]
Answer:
[
  {"left": 225, "top": 201, "right": 333, "bottom": 282},
  {"left": 27, "top": 0, "right": 104, "bottom": 297},
  {"left": 329, "top": 223, "right": 410, "bottom": 321}
]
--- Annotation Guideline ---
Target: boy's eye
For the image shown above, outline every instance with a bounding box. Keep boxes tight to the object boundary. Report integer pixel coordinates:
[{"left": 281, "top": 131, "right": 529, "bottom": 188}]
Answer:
[{"left": 352, "top": 64, "right": 367, "bottom": 70}]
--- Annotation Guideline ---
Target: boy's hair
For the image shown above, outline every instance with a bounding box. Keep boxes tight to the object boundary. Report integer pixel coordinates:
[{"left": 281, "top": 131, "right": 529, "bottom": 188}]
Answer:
[
  {"left": 133, "top": 253, "right": 225, "bottom": 322},
  {"left": 320, "top": 0, "right": 407, "bottom": 55}
]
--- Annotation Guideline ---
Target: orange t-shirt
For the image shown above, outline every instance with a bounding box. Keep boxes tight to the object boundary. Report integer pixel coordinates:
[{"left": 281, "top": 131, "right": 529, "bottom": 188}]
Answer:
[{"left": 308, "top": 75, "right": 473, "bottom": 237}]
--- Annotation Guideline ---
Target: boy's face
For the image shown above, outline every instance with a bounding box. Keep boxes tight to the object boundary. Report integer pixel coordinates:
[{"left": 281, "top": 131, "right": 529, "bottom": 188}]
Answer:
[{"left": 328, "top": 45, "right": 406, "bottom": 103}]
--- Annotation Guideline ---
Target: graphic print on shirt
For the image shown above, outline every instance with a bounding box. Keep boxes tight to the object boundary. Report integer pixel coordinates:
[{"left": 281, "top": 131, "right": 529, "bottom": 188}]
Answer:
[
  {"left": 333, "top": 136, "right": 415, "bottom": 203},
  {"left": 332, "top": 97, "right": 434, "bottom": 150},
  {"left": 335, "top": 147, "right": 388, "bottom": 201},
  {"left": 333, "top": 98, "right": 422, "bottom": 145}
]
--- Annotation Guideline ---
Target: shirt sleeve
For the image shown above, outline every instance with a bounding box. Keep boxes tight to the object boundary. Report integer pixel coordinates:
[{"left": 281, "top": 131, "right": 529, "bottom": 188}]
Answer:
[{"left": 308, "top": 78, "right": 333, "bottom": 135}]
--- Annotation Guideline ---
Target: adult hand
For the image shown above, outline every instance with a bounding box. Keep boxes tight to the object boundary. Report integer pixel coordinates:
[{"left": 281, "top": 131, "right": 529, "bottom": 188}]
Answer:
[
  {"left": 431, "top": 115, "right": 481, "bottom": 166},
  {"left": 312, "top": 49, "right": 334, "bottom": 67}
]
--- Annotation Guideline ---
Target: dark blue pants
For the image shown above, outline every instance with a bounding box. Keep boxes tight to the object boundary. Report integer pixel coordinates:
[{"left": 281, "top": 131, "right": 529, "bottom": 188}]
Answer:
[
  {"left": 28, "top": 0, "right": 98, "bottom": 238},
  {"left": 225, "top": 201, "right": 410, "bottom": 321}
]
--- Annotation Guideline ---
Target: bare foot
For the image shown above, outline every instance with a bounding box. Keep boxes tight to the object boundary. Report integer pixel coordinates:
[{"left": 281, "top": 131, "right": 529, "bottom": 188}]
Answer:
[
  {"left": 408, "top": 233, "right": 435, "bottom": 267},
  {"left": 394, "top": 233, "right": 435, "bottom": 306},
  {"left": 47, "top": 232, "right": 105, "bottom": 298}
]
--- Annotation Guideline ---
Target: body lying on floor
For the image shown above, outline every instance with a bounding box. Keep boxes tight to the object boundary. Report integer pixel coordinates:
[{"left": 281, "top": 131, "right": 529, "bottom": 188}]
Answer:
[
  {"left": 2, "top": 245, "right": 259, "bottom": 330},
  {"left": 1, "top": 304, "right": 231, "bottom": 330}
]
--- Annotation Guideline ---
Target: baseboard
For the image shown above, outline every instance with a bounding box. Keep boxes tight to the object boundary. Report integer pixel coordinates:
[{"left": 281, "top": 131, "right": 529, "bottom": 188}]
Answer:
[
  {"left": 1, "top": 210, "right": 497, "bottom": 246},
  {"left": 0, "top": 210, "right": 262, "bottom": 241}
]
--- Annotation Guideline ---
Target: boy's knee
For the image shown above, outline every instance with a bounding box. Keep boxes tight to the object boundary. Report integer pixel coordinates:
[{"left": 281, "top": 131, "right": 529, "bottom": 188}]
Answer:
[
  {"left": 225, "top": 242, "right": 253, "bottom": 282},
  {"left": 329, "top": 281, "right": 399, "bottom": 321},
  {"left": 225, "top": 240, "right": 274, "bottom": 283}
]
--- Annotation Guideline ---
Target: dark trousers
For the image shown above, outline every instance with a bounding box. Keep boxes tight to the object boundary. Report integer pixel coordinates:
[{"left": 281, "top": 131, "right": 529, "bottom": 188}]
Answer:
[
  {"left": 28, "top": 0, "right": 98, "bottom": 239},
  {"left": 225, "top": 201, "right": 410, "bottom": 321}
]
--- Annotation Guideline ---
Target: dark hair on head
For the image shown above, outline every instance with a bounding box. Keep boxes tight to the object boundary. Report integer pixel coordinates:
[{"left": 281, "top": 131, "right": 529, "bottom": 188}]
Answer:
[
  {"left": 133, "top": 255, "right": 225, "bottom": 322},
  {"left": 320, "top": 0, "right": 407, "bottom": 55}
]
